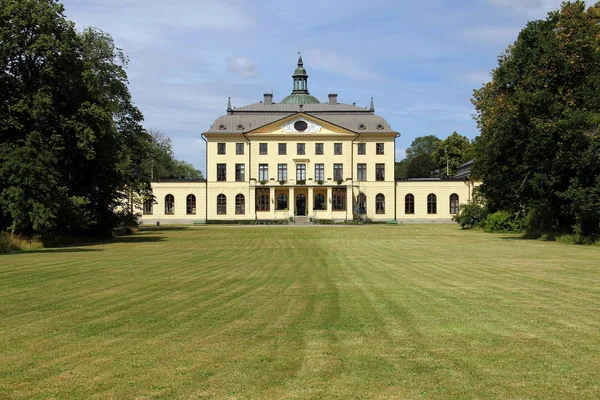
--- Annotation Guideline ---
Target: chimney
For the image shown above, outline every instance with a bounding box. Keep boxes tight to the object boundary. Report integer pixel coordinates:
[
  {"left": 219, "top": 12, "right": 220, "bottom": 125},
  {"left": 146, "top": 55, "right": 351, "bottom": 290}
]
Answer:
[
  {"left": 264, "top": 93, "right": 273, "bottom": 105},
  {"left": 328, "top": 93, "right": 338, "bottom": 105}
]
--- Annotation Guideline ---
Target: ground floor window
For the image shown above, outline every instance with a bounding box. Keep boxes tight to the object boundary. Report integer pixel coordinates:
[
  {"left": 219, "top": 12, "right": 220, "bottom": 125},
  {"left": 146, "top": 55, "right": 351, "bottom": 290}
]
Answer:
[
  {"left": 217, "top": 194, "right": 226, "bottom": 215},
  {"left": 236, "top": 194, "right": 245, "bottom": 215},
  {"left": 357, "top": 192, "right": 366, "bottom": 214},
  {"left": 427, "top": 194, "right": 437, "bottom": 214},
  {"left": 256, "top": 188, "right": 269, "bottom": 211},
  {"left": 376, "top": 194, "right": 385, "bottom": 214},
  {"left": 314, "top": 193, "right": 326, "bottom": 210},
  {"left": 332, "top": 188, "right": 346, "bottom": 211},
  {"left": 450, "top": 193, "right": 459, "bottom": 214},
  {"left": 186, "top": 194, "right": 196, "bottom": 215},
  {"left": 277, "top": 194, "right": 288, "bottom": 210},
  {"left": 165, "top": 194, "right": 174, "bottom": 215},
  {"left": 405, "top": 194, "right": 414, "bottom": 214},
  {"left": 143, "top": 199, "right": 153, "bottom": 215}
]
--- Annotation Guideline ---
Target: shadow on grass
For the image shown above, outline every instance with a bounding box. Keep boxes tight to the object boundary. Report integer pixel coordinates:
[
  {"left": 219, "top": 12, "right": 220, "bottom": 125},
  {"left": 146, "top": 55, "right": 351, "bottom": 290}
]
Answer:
[
  {"left": 1, "top": 247, "right": 103, "bottom": 256},
  {"left": 138, "top": 226, "right": 190, "bottom": 232},
  {"left": 112, "top": 235, "right": 166, "bottom": 243}
]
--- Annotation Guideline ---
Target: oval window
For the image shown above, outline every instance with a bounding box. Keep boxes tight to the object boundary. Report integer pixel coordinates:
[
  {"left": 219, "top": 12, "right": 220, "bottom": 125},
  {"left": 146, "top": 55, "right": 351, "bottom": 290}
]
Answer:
[{"left": 294, "top": 120, "right": 308, "bottom": 132}]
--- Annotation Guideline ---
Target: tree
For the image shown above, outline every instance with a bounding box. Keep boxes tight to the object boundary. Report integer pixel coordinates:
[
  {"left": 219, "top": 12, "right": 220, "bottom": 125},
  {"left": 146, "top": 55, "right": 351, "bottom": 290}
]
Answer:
[
  {"left": 472, "top": 1, "right": 600, "bottom": 236},
  {"left": 148, "top": 130, "right": 203, "bottom": 180},
  {"left": 431, "top": 132, "right": 475, "bottom": 177},
  {"left": 0, "top": 0, "right": 151, "bottom": 235},
  {"left": 406, "top": 154, "right": 438, "bottom": 179},
  {"left": 395, "top": 160, "right": 407, "bottom": 179},
  {"left": 405, "top": 135, "right": 441, "bottom": 161}
]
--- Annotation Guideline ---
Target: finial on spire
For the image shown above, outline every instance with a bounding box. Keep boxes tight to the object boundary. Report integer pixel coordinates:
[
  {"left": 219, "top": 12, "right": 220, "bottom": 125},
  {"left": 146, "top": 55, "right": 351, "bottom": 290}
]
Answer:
[
  {"left": 370, "top": 97, "right": 374, "bottom": 112},
  {"left": 297, "top": 52, "right": 303, "bottom": 66},
  {"left": 227, "top": 97, "right": 232, "bottom": 112}
]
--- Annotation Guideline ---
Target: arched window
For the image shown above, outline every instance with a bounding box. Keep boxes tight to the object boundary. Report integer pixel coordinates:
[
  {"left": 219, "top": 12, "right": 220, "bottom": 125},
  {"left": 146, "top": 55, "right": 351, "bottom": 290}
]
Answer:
[
  {"left": 277, "top": 194, "right": 288, "bottom": 210},
  {"left": 235, "top": 194, "right": 245, "bottom": 215},
  {"left": 143, "top": 199, "right": 153, "bottom": 215},
  {"left": 405, "top": 194, "right": 414, "bottom": 214},
  {"left": 314, "top": 193, "right": 325, "bottom": 210},
  {"left": 165, "top": 194, "right": 174, "bottom": 215},
  {"left": 217, "top": 194, "right": 227, "bottom": 215},
  {"left": 427, "top": 194, "right": 437, "bottom": 214},
  {"left": 186, "top": 194, "right": 196, "bottom": 215},
  {"left": 376, "top": 194, "right": 385, "bottom": 214},
  {"left": 357, "top": 192, "right": 367, "bottom": 214},
  {"left": 450, "top": 194, "right": 459, "bottom": 214}
]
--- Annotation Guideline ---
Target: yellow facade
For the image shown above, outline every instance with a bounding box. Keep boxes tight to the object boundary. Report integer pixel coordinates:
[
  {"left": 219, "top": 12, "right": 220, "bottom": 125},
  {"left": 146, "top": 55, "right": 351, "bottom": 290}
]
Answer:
[{"left": 141, "top": 57, "right": 477, "bottom": 225}]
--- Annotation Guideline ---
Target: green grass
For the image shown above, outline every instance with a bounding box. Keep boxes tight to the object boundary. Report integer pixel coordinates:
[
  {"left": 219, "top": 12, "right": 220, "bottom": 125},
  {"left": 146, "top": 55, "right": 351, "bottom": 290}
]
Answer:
[{"left": 1, "top": 225, "right": 599, "bottom": 399}]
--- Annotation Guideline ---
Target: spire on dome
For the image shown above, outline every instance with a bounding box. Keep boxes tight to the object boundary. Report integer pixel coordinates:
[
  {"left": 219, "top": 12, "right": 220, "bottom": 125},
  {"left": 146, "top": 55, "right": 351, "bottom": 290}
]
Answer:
[
  {"left": 281, "top": 53, "right": 320, "bottom": 104},
  {"left": 370, "top": 97, "right": 374, "bottom": 112},
  {"left": 227, "top": 97, "right": 232, "bottom": 113}
]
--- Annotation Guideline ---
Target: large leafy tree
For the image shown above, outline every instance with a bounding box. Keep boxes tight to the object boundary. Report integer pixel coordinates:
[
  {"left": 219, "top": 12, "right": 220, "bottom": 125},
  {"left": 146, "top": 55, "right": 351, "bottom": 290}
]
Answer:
[
  {"left": 472, "top": 1, "right": 600, "bottom": 236},
  {"left": 431, "top": 132, "right": 474, "bottom": 177},
  {"left": 0, "top": 0, "right": 151, "bottom": 235},
  {"left": 404, "top": 135, "right": 441, "bottom": 178}
]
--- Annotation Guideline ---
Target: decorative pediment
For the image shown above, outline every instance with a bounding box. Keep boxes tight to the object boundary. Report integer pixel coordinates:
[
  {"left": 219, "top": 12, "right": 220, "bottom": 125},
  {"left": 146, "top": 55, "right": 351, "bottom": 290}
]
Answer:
[{"left": 280, "top": 118, "right": 322, "bottom": 133}]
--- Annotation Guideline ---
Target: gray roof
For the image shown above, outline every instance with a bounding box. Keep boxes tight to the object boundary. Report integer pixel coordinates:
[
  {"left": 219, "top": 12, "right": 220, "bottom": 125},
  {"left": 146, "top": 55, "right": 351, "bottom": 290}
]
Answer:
[
  {"left": 454, "top": 159, "right": 474, "bottom": 179},
  {"left": 206, "top": 102, "right": 396, "bottom": 135}
]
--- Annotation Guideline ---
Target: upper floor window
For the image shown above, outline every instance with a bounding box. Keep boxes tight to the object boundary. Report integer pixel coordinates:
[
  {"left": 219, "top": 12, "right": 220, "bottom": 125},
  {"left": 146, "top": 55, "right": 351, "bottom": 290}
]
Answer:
[
  {"left": 357, "top": 143, "right": 366, "bottom": 155},
  {"left": 314, "top": 163, "right": 324, "bottom": 181},
  {"left": 186, "top": 194, "right": 196, "bottom": 215},
  {"left": 296, "top": 164, "right": 306, "bottom": 182},
  {"left": 165, "top": 194, "right": 174, "bottom": 215},
  {"left": 376, "top": 163, "right": 385, "bottom": 181},
  {"left": 278, "top": 143, "right": 286, "bottom": 155},
  {"left": 259, "top": 164, "right": 269, "bottom": 181},
  {"left": 376, "top": 194, "right": 385, "bottom": 214},
  {"left": 334, "top": 143, "right": 343, "bottom": 155},
  {"left": 143, "top": 199, "right": 153, "bottom": 215},
  {"left": 236, "top": 143, "right": 244, "bottom": 155},
  {"left": 315, "top": 143, "right": 324, "bottom": 155},
  {"left": 334, "top": 164, "right": 343, "bottom": 181},
  {"left": 259, "top": 143, "right": 268, "bottom": 155},
  {"left": 278, "top": 163, "right": 287, "bottom": 181},
  {"left": 217, "top": 143, "right": 226, "bottom": 155},
  {"left": 376, "top": 143, "right": 384, "bottom": 155},
  {"left": 357, "top": 164, "right": 367, "bottom": 181},
  {"left": 427, "top": 194, "right": 437, "bottom": 214},
  {"left": 450, "top": 194, "right": 460, "bottom": 214},
  {"left": 217, "top": 164, "right": 226, "bottom": 181},
  {"left": 405, "top": 194, "right": 415, "bottom": 214},
  {"left": 235, "top": 164, "right": 245, "bottom": 182},
  {"left": 297, "top": 143, "right": 305, "bottom": 155}
]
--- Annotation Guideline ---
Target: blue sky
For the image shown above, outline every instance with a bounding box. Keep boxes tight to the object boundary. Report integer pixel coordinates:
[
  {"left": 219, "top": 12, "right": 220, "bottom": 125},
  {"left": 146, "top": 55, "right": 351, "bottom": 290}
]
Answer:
[{"left": 61, "top": 0, "right": 565, "bottom": 172}]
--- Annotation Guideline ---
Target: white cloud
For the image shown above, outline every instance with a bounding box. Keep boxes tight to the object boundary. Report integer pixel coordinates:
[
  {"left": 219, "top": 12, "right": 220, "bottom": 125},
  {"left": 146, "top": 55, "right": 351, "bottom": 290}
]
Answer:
[
  {"left": 228, "top": 57, "right": 260, "bottom": 78},
  {"left": 481, "top": 0, "right": 565, "bottom": 15},
  {"left": 305, "top": 49, "right": 380, "bottom": 81},
  {"left": 455, "top": 71, "right": 492, "bottom": 86},
  {"left": 461, "top": 25, "right": 521, "bottom": 45}
]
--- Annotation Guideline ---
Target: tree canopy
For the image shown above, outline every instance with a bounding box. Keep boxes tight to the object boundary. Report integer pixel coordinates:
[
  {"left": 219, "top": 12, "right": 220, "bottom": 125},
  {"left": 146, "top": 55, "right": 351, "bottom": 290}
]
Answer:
[
  {"left": 472, "top": 1, "right": 600, "bottom": 236},
  {"left": 0, "top": 0, "right": 197, "bottom": 236}
]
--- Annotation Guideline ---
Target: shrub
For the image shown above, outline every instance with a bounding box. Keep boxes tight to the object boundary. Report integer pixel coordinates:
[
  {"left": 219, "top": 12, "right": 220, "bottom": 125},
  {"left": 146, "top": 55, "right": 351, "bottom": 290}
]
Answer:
[
  {"left": 482, "top": 211, "right": 521, "bottom": 233},
  {"left": 452, "top": 202, "right": 487, "bottom": 229}
]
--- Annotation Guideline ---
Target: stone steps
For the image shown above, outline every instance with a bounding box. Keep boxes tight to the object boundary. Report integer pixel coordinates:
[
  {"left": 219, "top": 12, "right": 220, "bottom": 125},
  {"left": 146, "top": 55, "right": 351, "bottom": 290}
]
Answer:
[{"left": 294, "top": 216, "right": 311, "bottom": 225}]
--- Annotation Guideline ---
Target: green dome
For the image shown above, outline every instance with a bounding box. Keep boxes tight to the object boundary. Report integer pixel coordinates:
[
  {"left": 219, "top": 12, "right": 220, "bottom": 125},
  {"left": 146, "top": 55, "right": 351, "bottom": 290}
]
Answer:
[
  {"left": 281, "top": 93, "right": 320, "bottom": 104},
  {"left": 294, "top": 66, "right": 307, "bottom": 76}
]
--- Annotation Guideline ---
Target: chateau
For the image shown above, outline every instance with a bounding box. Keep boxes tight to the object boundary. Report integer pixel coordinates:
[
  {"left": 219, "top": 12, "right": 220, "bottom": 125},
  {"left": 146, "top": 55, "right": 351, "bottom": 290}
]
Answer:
[{"left": 143, "top": 56, "right": 475, "bottom": 224}]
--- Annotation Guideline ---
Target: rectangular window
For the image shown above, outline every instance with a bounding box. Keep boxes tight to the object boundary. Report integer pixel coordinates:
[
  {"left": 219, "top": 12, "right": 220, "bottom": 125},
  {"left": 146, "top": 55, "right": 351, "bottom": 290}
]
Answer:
[
  {"left": 278, "top": 143, "right": 286, "bottom": 155},
  {"left": 334, "top": 143, "right": 342, "bottom": 155},
  {"left": 334, "top": 163, "right": 343, "bottom": 181},
  {"left": 235, "top": 164, "right": 245, "bottom": 182},
  {"left": 296, "top": 164, "right": 306, "bottom": 182},
  {"left": 357, "top": 143, "right": 366, "bottom": 155},
  {"left": 236, "top": 143, "right": 244, "bottom": 155},
  {"left": 314, "top": 163, "right": 324, "bottom": 181},
  {"left": 357, "top": 163, "right": 367, "bottom": 181},
  {"left": 297, "top": 143, "right": 305, "bottom": 155},
  {"left": 376, "top": 143, "right": 384, "bottom": 155},
  {"left": 259, "top": 164, "right": 269, "bottom": 181},
  {"left": 315, "top": 143, "right": 324, "bottom": 155},
  {"left": 376, "top": 163, "right": 385, "bottom": 181},
  {"left": 259, "top": 143, "right": 268, "bottom": 155},
  {"left": 143, "top": 199, "right": 153, "bottom": 215},
  {"left": 217, "top": 143, "right": 226, "bottom": 155},
  {"left": 278, "top": 163, "right": 287, "bottom": 181},
  {"left": 256, "top": 188, "right": 270, "bottom": 211},
  {"left": 332, "top": 188, "right": 346, "bottom": 211},
  {"left": 217, "top": 164, "right": 226, "bottom": 181}
]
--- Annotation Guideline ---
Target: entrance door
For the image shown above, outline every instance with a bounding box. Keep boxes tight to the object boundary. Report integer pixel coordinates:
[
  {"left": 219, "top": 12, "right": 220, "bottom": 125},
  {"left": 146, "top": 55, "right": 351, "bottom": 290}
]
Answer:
[{"left": 296, "top": 194, "right": 306, "bottom": 216}]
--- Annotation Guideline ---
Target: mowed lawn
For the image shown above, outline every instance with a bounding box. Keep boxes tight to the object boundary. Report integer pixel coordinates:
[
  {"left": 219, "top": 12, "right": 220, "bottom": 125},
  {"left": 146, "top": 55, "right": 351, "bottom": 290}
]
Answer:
[{"left": 1, "top": 226, "right": 599, "bottom": 399}]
